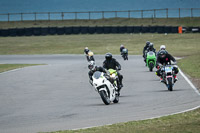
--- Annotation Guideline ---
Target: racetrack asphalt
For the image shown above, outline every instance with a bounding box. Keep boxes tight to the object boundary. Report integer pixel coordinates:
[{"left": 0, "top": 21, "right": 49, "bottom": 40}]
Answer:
[{"left": 0, "top": 55, "right": 200, "bottom": 133}]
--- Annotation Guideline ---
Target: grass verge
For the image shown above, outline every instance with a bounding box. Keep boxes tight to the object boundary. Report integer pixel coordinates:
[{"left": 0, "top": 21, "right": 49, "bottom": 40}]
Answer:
[
  {"left": 41, "top": 108, "right": 200, "bottom": 133},
  {"left": 0, "top": 64, "right": 41, "bottom": 73}
]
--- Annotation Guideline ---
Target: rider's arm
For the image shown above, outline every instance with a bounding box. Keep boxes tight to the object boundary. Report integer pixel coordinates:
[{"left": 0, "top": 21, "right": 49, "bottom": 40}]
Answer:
[
  {"left": 88, "top": 71, "right": 93, "bottom": 80},
  {"left": 168, "top": 54, "right": 176, "bottom": 63},
  {"left": 114, "top": 59, "right": 121, "bottom": 70}
]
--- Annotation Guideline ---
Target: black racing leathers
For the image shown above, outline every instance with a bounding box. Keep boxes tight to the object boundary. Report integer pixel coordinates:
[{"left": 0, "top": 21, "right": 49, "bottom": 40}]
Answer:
[
  {"left": 156, "top": 53, "right": 178, "bottom": 76},
  {"left": 103, "top": 58, "right": 121, "bottom": 70},
  {"left": 103, "top": 58, "right": 123, "bottom": 88}
]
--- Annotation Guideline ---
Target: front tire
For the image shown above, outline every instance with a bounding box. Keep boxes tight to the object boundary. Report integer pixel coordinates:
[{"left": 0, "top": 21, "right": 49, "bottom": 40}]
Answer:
[
  {"left": 99, "top": 90, "right": 111, "bottom": 105},
  {"left": 149, "top": 62, "right": 154, "bottom": 72},
  {"left": 167, "top": 77, "right": 173, "bottom": 91}
]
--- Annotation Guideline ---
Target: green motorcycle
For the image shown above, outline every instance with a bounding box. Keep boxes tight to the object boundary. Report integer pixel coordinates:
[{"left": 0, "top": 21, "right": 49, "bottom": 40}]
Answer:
[{"left": 146, "top": 51, "right": 156, "bottom": 72}]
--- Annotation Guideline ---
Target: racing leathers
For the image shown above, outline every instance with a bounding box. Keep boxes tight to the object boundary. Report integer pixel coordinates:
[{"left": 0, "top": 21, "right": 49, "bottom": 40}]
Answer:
[{"left": 103, "top": 58, "right": 123, "bottom": 89}]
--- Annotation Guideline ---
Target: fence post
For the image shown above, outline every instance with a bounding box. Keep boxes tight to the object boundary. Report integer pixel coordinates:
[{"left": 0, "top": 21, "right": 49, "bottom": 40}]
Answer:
[
  {"left": 34, "top": 12, "right": 37, "bottom": 21},
  {"left": 154, "top": 9, "right": 156, "bottom": 18},
  {"left": 75, "top": 12, "right": 77, "bottom": 20},
  {"left": 61, "top": 12, "right": 64, "bottom": 20},
  {"left": 179, "top": 8, "right": 180, "bottom": 19},
  {"left": 128, "top": 10, "right": 130, "bottom": 19},
  {"left": 191, "top": 8, "right": 193, "bottom": 18},
  {"left": 166, "top": 8, "right": 168, "bottom": 18},
  {"left": 48, "top": 12, "right": 50, "bottom": 21},
  {"left": 115, "top": 11, "right": 117, "bottom": 18},
  {"left": 102, "top": 11, "right": 104, "bottom": 19},
  {"left": 8, "top": 13, "right": 10, "bottom": 22},
  {"left": 21, "top": 13, "right": 23, "bottom": 21},
  {"left": 89, "top": 12, "right": 91, "bottom": 20},
  {"left": 141, "top": 10, "right": 143, "bottom": 19}
]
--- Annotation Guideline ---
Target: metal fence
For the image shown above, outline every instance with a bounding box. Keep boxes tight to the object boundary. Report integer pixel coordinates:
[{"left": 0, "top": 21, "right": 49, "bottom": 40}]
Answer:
[{"left": 0, "top": 8, "right": 200, "bottom": 22}]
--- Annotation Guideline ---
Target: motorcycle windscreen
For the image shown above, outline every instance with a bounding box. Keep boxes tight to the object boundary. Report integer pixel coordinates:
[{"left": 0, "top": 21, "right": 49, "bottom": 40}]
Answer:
[
  {"left": 93, "top": 71, "right": 102, "bottom": 79},
  {"left": 147, "top": 51, "right": 155, "bottom": 56}
]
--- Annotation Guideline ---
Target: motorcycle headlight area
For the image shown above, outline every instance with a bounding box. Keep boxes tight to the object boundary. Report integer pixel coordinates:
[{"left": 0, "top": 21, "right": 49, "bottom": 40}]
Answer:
[{"left": 110, "top": 73, "right": 116, "bottom": 78}]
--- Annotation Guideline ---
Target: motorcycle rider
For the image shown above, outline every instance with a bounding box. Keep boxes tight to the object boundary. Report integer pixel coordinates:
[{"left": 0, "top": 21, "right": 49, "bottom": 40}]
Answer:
[
  {"left": 120, "top": 44, "right": 128, "bottom": 59},
  {"left": 157, "top": 45, "right": 168, "bottom": 57},
  {"left": 103, "top": 53, "right": 123, "bottom": 89},
  {"left": 147, "top": 43, "right": 156, "bottom": 54},
  {"left": 88, "top": 61, "right": 111, "bottom": 84},
  {"left": 84, "top": 47, "right": 95, "bottom": 62},
  {"left": 120, "top": 44, "right": 125, "bottom": 53},
  {"left": 143, "top": 41, "right": 151, "bottom": 58},
  {"left": 156, "top": 50, "right": 179, "bottom": 82},
  {"left": 84, "top": 47, "right": 90, "bottom": 55}
]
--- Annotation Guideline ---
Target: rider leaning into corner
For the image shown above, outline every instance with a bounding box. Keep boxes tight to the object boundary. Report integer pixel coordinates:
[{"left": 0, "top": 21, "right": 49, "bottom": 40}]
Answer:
[
  {"left": 88, "top": 61, "right": 110, "bottom": 82},
  {"left": 103, "top": 53, "right": 123, "bottom": 89},
  {"left": 156, "top": 50, "right": 179, "bottom": 82},
  {"left": 120, "top": 44, "right": 128, "bottom": 55},
  {"left": 84, "top": 47, "right": 90, "bottom": 61},
  {"left": 120, "top": 44, "right": 125, "bottom": 54}
]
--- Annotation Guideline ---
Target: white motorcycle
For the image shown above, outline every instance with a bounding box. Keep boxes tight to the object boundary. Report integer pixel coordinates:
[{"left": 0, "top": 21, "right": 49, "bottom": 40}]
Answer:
[
  {"left": 161, "top": 64, "right": 177, "bottom": 91},
  {"left": 92, "top": 70, "right": 119, "bottom": 105}
]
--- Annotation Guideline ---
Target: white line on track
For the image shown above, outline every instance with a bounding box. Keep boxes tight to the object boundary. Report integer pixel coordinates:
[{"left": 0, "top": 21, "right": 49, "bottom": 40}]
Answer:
[{"left": 179, "top": 68, "right": 200, "bottom": 96}]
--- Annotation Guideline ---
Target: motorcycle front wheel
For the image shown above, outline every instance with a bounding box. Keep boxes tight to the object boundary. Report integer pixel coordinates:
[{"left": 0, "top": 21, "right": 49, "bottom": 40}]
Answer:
[
  {"left": 167, "top": 77, "right": 173, "bottom": 91},
  {"left": 149, "top": 62, "right": 154, "bottom": 72},
  {"left": 99, "top": 90, "right": 111, "bottom": 105}
]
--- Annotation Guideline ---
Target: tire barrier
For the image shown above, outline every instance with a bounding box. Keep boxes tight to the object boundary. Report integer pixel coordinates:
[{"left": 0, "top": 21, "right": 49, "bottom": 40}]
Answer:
[
  {"left": 49, "top": 27, "right": 57, "bottom": 35},
  {"left": 41, "top": 27, "right": 49, "bottom": 36},
  {"left": 80, "top": 26, "right": 88, "bottom": 34},
  {"left": 65, "top": 27, "right": 73, "bottom": 34},
  {"left": 33, "top": 28, "right": 41, "bottom": 36},
  {"left": 1, "top": 26, "right": 199, "bottom": 37},
  {"left": 57, "top": 27, "right": 65, "bottom": 35},
  {"left": 24, "top": 28, "right": 33, "bottom": 36}
]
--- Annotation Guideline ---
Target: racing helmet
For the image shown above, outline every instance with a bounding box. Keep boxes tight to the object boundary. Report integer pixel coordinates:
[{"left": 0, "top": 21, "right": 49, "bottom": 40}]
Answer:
[
  {"left": 149, "top": 43, "right": 154, "bottom": 48},
  {"left": 105, "top": 53, "right": 112, "bottom": 60},
  {"left": 159, "top": 50, "right": 167, "bottom": 59},
  {"left": 160, "top": 45, "right": 166, "bottom": 50},
  {"left": 146, "top": 41, "right": 150, "bottom": 46},
  {"left": 88, "top": 61, "right": 96, "bottom": 71}
]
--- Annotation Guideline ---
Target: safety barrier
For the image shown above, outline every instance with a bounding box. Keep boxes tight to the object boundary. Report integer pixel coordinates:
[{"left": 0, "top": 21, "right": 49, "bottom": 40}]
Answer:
[{"left": 0, "top": 26, "right": 199, "bottom": 37}]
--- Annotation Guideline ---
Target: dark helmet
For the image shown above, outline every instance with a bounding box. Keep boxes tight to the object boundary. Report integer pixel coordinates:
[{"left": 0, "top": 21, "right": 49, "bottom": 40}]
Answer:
[
  {"left": 105, "top": 53, "right": 112, "bottom": 60},
  {"left": 149, "top": 43, "right": 154, "bottom": 49},
  {"left": 146, "top": 41, "right": 150, "bottom": 46},
  {"left": 88, "top": 61, "right": 96, "bottom": 71},
  {"left": 159, "top": 50, "right": 167, "bottom": 58}
]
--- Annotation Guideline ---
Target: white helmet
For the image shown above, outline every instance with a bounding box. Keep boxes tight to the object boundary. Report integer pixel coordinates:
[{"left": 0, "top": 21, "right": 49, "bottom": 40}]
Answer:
[
  {"left": 88, "top": 61, "right": 95, "bottom": 71},
  {"left": 85, "top": 47, "right": 88, "bottom": 50},
  {"left": 160, "top": 45, "right": 166, "bottom": 50}
]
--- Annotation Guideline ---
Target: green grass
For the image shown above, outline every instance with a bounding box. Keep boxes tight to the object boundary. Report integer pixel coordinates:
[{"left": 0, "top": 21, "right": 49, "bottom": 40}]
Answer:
[
  {"left": 178, "top": 54, "right": 200, "bottom": 79},
  {"left": 0, "top": 64, "right": 41, "bottom": 73},
  {"left": 0, "top": 34, "right": 200, "bottom": 56},
  {"left": 0, "top": 18, "right": 200, "bottom": 29},
  {"left": 42, "top": 108, "right": 200, "bottom": 133}
]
